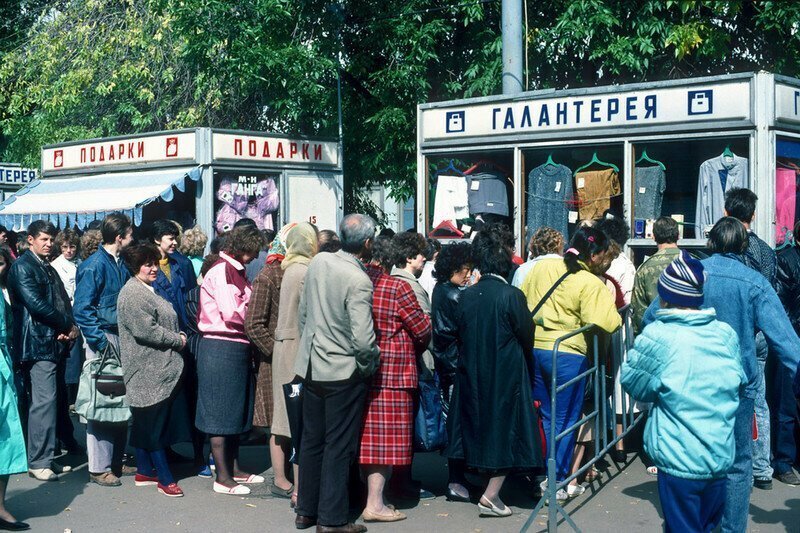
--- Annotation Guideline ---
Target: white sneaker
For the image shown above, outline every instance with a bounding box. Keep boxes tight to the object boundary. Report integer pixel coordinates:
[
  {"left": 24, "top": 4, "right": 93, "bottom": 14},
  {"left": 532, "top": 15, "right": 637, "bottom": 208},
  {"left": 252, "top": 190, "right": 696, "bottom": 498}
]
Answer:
[
  {"left": 233, "top": 473, "right": 265, "bottom": 484},
  {"left": 566, "top": 484, "right": 585, "bottom": 498},
  {"left": 213, "top": 482, "right": 250, "bottom": 495},
  {"left": 51, "top": 462, "right": 72, "bottom": 474},
  {"left": 28, "top": 468, "right": 58, "bottom": 481},
  {"left": 544, "top": 489, "right": 569, "bottom": 505}
]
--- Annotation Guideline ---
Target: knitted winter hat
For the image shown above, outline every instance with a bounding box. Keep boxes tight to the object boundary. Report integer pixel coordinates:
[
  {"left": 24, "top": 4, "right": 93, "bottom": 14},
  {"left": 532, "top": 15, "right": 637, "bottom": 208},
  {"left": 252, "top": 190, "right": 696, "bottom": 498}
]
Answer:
[{"left": 657, "top": 250, "right": 706, "bottom": 307}]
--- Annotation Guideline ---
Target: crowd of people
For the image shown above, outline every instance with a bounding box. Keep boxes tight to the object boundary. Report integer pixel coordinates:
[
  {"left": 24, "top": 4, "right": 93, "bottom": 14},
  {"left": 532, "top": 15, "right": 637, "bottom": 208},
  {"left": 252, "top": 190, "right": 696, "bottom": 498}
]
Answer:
[{"left": 0, "top": 186, "right": 798, "bottom": 532}]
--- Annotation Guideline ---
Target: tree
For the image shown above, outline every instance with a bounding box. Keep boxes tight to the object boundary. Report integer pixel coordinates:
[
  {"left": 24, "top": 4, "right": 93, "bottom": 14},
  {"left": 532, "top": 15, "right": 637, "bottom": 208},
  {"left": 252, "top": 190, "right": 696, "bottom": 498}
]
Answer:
[{"left": 2, "top": 0, "right": 800, "bottom": 220}]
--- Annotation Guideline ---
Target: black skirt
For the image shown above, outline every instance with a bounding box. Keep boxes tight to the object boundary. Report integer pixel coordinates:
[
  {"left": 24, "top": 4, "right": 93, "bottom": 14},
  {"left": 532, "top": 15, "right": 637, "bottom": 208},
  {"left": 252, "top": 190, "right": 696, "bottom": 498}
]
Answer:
[
  {"left": 129, "top": 384, "right": 191, "bottom": 451},
  {"left": 195, "top": 337, "right": 255, "bottom": 435}
]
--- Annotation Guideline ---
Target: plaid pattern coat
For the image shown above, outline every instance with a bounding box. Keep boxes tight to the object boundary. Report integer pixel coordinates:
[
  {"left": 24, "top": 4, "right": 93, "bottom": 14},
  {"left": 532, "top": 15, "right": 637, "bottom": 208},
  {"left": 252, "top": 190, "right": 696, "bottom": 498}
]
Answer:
[{"left": 367, "top": 267, "right": 431, "bottom": 390}]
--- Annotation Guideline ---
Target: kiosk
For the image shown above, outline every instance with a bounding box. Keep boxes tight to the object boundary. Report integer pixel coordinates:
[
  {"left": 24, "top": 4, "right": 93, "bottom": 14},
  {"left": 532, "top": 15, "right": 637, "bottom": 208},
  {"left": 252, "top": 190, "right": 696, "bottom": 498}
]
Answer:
[
  {"left": 0, "top": 163, "right": 37, "bottom": 203},
  {"left": 416, "top": 71, "right": 800, "bottom": 260},
  {"left": 0, "top": 128, "right": 344, "bottom": 238}
]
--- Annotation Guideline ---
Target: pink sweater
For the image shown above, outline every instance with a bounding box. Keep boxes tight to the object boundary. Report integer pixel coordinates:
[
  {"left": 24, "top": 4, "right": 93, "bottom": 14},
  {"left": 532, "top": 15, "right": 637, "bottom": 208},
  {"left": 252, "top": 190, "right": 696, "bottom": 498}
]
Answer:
[{"left": 198, "top": 252, "right": 252, "bottom": 344}]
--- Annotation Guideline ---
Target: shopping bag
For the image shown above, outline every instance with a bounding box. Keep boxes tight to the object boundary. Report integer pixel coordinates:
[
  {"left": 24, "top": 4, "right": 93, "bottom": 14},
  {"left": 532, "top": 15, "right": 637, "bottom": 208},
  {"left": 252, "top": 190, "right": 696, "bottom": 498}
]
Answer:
[
  {"left": 282, "top": 380, "right": 304, "bottom": 464},
  {"left": 73, "top": 341, "right": 131, "bottom": 424},
  {"left": 413, "top": 373, "right": 448, "bottom": 452}
]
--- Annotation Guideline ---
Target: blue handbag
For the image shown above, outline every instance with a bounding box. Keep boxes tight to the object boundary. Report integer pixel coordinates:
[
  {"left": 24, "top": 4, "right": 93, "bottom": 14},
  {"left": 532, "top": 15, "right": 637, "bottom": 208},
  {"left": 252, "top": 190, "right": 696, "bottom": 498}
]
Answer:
[{"left": 413, "top": 373, "right": 448, "bottom": 452}]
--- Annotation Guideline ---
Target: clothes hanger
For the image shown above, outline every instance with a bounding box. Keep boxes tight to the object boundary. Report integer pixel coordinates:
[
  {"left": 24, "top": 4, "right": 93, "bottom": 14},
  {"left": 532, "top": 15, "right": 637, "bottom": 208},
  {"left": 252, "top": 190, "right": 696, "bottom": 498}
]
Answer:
[
  {"left": 635, "top": 149, "right": 666, "bottom": 170},
  {"left": 721, "top": 146, "right": 735, "bottom": 160},
  {"left": 573, "top": 152, "right": 620, "bottom": 176},
  {"left": 435, "top": 159, "right": 465, "bottom": 177},
  {"left": 543, "top": 154, "right": 559, "bottom": 168}
]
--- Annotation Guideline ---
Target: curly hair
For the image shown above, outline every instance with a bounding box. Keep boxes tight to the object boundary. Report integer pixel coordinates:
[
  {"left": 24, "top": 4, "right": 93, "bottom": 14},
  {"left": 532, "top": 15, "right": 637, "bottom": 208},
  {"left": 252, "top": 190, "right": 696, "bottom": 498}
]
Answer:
[
  {"left": 369, "top": 235, "right": 394, "bottom": 269},
  {"left": 433, "top": 241, "right": 473, "bottom": 283},
  {"left": 528, "top": 227, "right": 564, "bottom": 259},
  {"left": 179, "top": 226, "right": 208, "bottom": 257},
  {"left": 120, "top": 243, "right": 161, "bottom": 276},
  {"left": 221, "top": 225, "right": 267, "bottom": 260},
  {"left": 80, "top": 230, "right": 103, "bottom": 260},
  {"left": 392, "top": 232, "right": 428, "bottom": 268}
]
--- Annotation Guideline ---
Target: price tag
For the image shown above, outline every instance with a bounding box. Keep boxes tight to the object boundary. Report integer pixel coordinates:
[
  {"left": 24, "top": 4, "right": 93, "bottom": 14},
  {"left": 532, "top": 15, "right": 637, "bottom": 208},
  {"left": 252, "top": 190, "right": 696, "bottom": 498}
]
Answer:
[
  {"left": 470, "top": 180, "right": 480, "bottom": 191},
  {"left": 576, "top": 177, "right": 585, "bottom": 189},
  {"left": 555, "top": 181, "right": 562, "bottom": 193},
  {"left": 639, "top": 187, "right": 646, "bottom": 194},
  {"left": 568, "top": 211, "right": 578, "bottom": 223}
]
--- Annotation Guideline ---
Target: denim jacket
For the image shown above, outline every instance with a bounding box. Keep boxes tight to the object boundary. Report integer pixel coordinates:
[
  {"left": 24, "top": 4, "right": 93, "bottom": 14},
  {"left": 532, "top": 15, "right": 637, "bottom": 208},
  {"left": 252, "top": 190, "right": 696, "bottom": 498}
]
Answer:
[
  {"left": 644, "top": 253, "right": 800, "bottom": 399},
  {"left": 73, "top": 247, "right": 130, "bottom": 352}
]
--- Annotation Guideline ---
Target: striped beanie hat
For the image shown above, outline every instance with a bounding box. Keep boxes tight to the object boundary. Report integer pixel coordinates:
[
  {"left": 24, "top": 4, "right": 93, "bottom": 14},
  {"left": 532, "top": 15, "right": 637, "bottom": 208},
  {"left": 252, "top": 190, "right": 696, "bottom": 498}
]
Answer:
[{"left": 657, "top": 250, "right": 706, "bottom": 307}]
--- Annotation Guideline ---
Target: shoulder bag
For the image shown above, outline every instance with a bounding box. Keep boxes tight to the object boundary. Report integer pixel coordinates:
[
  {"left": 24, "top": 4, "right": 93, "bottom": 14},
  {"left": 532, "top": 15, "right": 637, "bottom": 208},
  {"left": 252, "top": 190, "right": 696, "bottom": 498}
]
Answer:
[{"left": 74, "top": 341, "right": 131, "bottom": 424}]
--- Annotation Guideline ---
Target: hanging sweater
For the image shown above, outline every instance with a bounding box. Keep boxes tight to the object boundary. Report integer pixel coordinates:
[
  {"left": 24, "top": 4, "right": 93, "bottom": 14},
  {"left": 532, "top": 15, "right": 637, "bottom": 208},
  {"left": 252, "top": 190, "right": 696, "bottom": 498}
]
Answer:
[{"left": 694, "top": 154, "right": 748, "bottom": 237}]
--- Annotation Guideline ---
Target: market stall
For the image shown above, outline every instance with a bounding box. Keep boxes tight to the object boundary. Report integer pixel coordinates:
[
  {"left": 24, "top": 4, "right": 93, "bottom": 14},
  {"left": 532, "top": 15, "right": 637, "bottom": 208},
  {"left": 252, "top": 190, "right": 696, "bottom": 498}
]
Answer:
[
  {"left": 0, "top": 128, "right": 344, "bottom": 239},
  {"left": 416, "top": 71, "right": 800, "bottom": 260}
]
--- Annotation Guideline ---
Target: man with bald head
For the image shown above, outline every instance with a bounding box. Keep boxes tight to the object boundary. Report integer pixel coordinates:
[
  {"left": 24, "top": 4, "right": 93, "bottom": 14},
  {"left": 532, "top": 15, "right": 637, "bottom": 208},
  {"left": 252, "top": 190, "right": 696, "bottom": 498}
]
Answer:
[{"left": 293, "top": 214, "right": 380, "bottom": 533}]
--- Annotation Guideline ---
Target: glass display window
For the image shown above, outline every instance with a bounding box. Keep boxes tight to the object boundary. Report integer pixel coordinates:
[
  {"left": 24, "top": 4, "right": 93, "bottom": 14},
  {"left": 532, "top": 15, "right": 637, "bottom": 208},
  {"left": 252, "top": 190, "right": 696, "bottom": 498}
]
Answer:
[
  {"left": 776, "top": 137, "right": 800, "bottom": 246},
  {"left": 631, "top": 137, "right": 750, "bottom": 241},
  {"left": 213, "top": 170, "right": 280, "bottom": 235},
  {"left": 426, "top": 150, "right": 513, "bottom": 240},
  {"left": 522, "top": 144, "right": 624, "bottom": 245}
]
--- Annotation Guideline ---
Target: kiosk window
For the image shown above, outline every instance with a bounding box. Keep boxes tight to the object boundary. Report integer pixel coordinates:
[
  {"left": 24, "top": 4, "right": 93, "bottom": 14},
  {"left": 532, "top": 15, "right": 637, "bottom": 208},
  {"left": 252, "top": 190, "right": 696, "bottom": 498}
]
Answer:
[
  {"left": 522, "top": 144, "right": 624, "bottom": 244},
  {"left": 426, "top": 151, "right": 513, "bottom": 239},
  {"left": 631, "top": 137, "right": 749, "bottom": 241},
  {"left": 776, "top": 138, "right": 800, "bottom": 245},
  {"left": 213, "top": 171, "right": 280, "bottom": 234}
]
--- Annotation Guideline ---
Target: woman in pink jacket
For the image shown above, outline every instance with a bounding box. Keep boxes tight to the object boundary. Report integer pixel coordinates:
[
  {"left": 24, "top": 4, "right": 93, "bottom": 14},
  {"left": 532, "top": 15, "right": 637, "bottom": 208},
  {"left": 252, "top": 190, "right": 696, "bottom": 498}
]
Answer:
[{"left": 195, "top": 225, "right": 267, "bottom": 495}]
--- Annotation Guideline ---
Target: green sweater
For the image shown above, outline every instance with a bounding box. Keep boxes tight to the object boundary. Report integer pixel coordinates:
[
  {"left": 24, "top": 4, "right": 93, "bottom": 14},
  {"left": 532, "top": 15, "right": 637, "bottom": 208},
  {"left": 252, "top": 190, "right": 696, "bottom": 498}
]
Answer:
[{"left": 631, "top": 247, "right": 681, "bottom": 333}]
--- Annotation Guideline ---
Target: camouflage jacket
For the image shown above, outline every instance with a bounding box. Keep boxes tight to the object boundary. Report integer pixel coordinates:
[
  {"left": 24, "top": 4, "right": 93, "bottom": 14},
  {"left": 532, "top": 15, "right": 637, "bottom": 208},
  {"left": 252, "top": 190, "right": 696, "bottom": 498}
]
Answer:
[{"left": 631, "top": 247, "right": 681, "bottom": 333}]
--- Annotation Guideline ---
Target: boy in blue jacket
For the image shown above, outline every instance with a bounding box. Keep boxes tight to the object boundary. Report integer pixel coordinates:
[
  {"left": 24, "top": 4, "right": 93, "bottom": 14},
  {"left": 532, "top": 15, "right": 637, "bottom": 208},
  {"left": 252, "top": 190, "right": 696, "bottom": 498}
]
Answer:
[{"left": 622, "top": 251, "right": 746, "bottom": 533}]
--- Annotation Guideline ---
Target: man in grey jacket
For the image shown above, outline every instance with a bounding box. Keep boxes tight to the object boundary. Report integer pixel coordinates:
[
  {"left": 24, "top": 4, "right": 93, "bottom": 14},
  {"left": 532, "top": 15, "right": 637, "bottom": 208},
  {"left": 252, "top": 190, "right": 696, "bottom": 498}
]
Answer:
[{"left": 293, "top": 214, "right": 379, "bottom": 533}]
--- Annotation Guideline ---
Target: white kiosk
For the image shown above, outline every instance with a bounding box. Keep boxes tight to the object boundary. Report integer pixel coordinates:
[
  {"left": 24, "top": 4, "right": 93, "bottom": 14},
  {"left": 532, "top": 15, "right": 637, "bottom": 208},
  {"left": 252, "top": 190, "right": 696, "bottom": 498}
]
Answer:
[
  {"left": 0, "top": 128, "right": 344, "bottom": 238},
  {"left": 416, "top": 71, "right": 800, "bottom": 260}
]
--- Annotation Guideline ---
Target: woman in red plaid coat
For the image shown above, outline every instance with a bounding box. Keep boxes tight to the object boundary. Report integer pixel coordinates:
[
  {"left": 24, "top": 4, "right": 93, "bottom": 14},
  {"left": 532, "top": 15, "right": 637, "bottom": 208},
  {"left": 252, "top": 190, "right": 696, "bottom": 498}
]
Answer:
[{"left": 360, "top": 236, "right": 431, "bottom": 523}]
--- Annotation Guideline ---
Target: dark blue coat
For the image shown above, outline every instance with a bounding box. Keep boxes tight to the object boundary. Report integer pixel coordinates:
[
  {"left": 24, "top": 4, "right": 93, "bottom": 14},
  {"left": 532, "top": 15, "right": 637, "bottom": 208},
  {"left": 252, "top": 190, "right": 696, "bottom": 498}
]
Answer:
[{"left": 153, "top": 251, "right": 196, "bottom": 332}]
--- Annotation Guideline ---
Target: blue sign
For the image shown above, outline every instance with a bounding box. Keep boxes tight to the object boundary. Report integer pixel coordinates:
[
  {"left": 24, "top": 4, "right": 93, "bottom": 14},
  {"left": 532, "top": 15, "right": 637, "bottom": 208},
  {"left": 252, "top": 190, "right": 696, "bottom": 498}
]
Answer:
[
  {"left": 0, "top": 166, "right": 36, "bottom": 186},
  {"left": 687, "top": 90, "right": 713, "bottom": 115},
  {"left": 445, "top": 111, "right": 465, "bottom": 133}
]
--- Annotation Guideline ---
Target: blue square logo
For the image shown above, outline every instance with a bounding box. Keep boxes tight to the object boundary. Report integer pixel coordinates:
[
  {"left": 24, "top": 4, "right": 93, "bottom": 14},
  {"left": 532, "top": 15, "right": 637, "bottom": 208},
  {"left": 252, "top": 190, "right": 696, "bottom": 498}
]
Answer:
[
  {"left": 445, "top": 111, "right": 465, "bottom": 133},
  {"left": 688, "top": 90, "right": 713, "bottom": 115}
]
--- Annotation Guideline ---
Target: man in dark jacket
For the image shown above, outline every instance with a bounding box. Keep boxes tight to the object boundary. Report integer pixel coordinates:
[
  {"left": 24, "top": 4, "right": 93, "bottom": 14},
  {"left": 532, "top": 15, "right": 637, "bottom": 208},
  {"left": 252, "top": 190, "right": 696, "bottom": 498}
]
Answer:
[
  {"left": 73, "top": 212, "right": 133, "bottom": 487},
  {"left": 8, "top": 220, "right": 78, "bottom": 481}
]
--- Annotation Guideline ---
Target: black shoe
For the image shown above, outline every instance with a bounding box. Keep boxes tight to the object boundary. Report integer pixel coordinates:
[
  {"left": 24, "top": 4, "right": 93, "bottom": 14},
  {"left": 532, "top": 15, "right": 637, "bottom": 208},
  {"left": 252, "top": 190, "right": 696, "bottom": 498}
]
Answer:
[
  {"left": 610, "top": 450, "right": 627, "bottom": 463},
  {"left": 0, "top": 518, "right": 30, "bottom": 531},
  {"left": 753, "top": 477, "right": 773, "bottom": 490},
  {"left": 445, "top": 487, "right": 471, "bottom": 502},
  {"left": 295, "top": 515, "right": 316, "bottom": 530},
  {"left": 775, "top": 470, "right": 800, "bottom": 486}
]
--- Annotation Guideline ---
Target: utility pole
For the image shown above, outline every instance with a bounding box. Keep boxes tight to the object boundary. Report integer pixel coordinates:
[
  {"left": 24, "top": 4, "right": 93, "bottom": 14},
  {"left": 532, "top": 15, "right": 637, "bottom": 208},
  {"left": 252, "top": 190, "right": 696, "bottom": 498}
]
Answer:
[{"left": 501, "top": 0, "right": 523, "bottom": 94}]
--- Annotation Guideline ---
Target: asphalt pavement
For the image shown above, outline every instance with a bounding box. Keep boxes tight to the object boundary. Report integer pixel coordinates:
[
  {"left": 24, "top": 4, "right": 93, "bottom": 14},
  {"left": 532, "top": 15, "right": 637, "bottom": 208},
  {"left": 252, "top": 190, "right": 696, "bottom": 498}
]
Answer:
[{"left": 6, "top": 425, "right": 799, "bottom": 533}]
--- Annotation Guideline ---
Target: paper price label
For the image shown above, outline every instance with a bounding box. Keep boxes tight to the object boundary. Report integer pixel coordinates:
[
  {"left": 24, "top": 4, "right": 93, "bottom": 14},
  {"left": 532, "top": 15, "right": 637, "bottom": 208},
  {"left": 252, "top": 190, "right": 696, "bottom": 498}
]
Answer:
[
  {"left": 568, "top": 211, "right": 578, "bottom": 223},
  {"left": 639, "top": 187, "right": 646, "bottom": 194},
  {"left": 576, "top": 178, "right": 585, "bottom": 189},
  {"left": 555, "top": 181, "right": 562, "bottom": 192},
  {"left": 470, "top": 180, "right": 480, "bottom": 191}
]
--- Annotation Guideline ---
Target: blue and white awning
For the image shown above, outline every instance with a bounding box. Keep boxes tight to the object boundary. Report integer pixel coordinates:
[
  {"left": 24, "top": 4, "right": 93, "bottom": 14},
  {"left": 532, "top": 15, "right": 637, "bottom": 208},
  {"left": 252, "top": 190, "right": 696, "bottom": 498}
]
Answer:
[{"left": 0, "top": 166, "right": 202, "bottom": 230}]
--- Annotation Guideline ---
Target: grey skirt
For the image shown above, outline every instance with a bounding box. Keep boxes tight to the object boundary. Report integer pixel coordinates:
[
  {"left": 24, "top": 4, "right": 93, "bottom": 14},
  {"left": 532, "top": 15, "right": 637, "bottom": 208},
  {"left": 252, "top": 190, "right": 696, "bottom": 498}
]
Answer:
[{"left": 195, "top": 337, "right": 255, "bottom": 435}]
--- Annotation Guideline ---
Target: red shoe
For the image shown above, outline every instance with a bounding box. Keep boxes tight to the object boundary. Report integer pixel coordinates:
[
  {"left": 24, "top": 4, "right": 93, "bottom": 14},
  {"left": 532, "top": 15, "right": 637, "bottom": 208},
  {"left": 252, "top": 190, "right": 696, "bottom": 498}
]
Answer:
[
  {"left": 134, "top": 473, "right": 159, "bottom": 486},
  {"left": 157, "top": 482, "right": 184, "bottom": 498}
]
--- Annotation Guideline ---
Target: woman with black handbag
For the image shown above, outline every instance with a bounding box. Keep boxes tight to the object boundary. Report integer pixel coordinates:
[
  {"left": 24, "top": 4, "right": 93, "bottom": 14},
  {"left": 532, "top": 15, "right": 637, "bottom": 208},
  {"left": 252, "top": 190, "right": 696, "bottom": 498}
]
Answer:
[{"left": 117, "top": 243, "right": 191, "bottom": 498}]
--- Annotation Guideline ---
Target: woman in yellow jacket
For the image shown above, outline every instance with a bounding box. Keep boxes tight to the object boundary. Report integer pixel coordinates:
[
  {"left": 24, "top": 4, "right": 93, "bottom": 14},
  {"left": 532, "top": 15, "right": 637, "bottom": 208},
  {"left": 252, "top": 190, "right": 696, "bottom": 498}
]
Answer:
[{"left": 520, "top": 226, "right": 621, "bottom": 500}]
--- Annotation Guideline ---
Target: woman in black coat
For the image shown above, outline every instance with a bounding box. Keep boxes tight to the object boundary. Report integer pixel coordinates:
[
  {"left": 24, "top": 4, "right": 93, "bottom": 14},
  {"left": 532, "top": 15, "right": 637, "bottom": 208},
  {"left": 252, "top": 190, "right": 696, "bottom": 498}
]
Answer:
[
  {"left": 447, "top": 225, "right": 542, "bottom": 518},
  {"left": 430, "top": 242, "right": 473, "bottom": 502}
]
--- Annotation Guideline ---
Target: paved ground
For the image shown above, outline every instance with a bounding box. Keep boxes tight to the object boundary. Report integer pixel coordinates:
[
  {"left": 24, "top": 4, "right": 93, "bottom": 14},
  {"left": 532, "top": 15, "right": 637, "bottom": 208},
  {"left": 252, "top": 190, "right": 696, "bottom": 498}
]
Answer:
[{"left": 6, "top": 425, "right": 800, "bottom": 532}]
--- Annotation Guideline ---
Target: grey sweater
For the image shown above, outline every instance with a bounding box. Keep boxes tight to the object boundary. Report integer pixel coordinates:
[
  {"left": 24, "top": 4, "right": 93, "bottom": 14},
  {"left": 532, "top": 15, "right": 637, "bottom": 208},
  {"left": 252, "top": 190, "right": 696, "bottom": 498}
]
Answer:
[{"left": 117, "top": 278, "right": 185, "bottom": 408}]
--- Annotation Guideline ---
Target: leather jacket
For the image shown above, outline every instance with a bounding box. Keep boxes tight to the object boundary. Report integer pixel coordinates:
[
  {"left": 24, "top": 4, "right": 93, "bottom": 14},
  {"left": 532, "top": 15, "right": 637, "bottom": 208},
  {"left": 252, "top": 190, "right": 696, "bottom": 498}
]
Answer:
[
  {"left": 777, "top": 245, "right": 800, "bottom": 334},
  {"left": 8, "top": 250, "right": 74, "bottom": 363},
  {"left": 431, "top": 281, "right": 462, "bottom": 380}
]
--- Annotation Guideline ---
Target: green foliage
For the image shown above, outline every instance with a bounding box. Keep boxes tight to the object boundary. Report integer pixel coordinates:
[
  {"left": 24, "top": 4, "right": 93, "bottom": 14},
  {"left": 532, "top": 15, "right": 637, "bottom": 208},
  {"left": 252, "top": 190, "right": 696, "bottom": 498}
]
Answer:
[{"left": 2, "top": 0, "right": 800, "bottom": 214}]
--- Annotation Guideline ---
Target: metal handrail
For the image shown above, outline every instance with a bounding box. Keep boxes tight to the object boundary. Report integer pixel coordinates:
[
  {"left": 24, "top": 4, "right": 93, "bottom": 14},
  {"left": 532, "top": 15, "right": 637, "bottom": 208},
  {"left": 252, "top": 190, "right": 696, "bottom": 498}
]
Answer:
[{"left": 521, "top": 306, "right": 645, "bottom": 532}]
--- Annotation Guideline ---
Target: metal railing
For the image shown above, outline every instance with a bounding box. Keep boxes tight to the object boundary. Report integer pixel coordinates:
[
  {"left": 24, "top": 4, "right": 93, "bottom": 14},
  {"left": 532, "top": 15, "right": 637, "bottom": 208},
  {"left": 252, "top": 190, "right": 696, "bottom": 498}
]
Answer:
[{"left": 521, "top": 306, "right": 645, "bottom": 532}]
